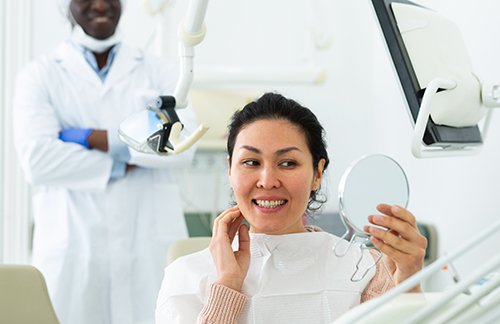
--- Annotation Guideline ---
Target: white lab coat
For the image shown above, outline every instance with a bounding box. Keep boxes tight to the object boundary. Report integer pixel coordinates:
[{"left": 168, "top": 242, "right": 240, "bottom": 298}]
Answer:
[
  {"left": 13, "top": 41, "right": 196, "bottom": 324},
  {"left": 156, "top": 232, "right": 376, "bottom": 324}
]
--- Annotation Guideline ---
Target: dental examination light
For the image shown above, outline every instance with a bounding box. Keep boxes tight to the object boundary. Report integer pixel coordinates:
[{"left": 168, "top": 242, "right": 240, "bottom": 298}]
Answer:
[
  {"left": 372, "top": 0, "right": 500, "bottom": 158},
  {"left": 118, "top": 0, "right": 209, "bottom": 155}
]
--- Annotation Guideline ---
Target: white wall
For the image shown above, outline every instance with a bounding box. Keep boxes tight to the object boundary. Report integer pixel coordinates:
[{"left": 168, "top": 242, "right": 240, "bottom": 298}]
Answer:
[
  {"left": 23, "top": 0, "right": 500, "bottom": 288},
  {"left": 1, "top": 0, "right": 35, "bottom": 264}
]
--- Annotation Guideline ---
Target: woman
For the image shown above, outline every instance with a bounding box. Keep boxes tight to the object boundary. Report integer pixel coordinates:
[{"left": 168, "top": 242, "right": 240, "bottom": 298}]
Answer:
[{"left": 156, "top": 93, "right": 427, "bottom": 323}]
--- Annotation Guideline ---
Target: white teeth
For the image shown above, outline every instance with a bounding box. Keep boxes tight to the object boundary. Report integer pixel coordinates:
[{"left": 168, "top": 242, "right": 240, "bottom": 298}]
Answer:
[
  {"left": 94, "top": 17, "right": 110, "bottom": 23},
  {"left": 255, "top": 200, "right": 286, "bottom": 208}
]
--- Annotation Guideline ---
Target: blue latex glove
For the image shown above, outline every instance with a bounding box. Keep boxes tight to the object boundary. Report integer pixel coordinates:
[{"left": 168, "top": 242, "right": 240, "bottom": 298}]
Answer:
[{"left": 59, "top": 128, "right": 93, "bottom": 148}]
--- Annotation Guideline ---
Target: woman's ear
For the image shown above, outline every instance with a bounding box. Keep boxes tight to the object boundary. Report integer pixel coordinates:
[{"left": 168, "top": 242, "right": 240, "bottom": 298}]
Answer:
[{"left": 312, "top": 158, "right": 326, "bottom": 191}]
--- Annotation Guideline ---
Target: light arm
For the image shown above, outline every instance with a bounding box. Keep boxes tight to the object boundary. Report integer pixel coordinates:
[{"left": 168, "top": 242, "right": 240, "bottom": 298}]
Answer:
[
  {"left": 174, "top": 0, "right": 209, "bottom": 108},
  {"left": 119, "top": 0, "right": 210, "bottom": 155}
]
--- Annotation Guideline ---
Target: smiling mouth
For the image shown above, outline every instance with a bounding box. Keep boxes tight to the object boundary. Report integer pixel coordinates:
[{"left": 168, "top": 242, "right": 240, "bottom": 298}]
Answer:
[
  {"left": 91, "top": 16, "right": 113, "bottom": 23},
  {"left": 253, "top": 199, "right": 287, "bottom": 209}
]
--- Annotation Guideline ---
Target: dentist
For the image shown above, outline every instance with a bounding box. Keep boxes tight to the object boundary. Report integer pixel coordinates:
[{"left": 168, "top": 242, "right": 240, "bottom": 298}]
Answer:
[{"left": 12, "top": 1, "right": 196, "bottom": 323}]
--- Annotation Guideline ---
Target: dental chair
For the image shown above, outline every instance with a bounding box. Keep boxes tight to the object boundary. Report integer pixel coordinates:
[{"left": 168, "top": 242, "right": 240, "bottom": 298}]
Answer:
[
  {"left": 166, "top": 236, "right": 212, "bottom": 264},
  {"left": 0, "top": 264, "right": 59, "bottom": 324}
]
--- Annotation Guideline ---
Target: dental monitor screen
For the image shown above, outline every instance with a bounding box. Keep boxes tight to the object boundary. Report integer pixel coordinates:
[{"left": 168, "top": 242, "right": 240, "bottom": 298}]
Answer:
[{"left": 372, "top": 0, "right": 483, "bottom": 148}]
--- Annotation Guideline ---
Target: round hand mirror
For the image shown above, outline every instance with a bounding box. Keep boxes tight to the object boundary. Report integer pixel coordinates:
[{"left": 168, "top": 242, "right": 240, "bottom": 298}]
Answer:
[{"left": 338, "top": 154, "right": 409, "bottom": 237}]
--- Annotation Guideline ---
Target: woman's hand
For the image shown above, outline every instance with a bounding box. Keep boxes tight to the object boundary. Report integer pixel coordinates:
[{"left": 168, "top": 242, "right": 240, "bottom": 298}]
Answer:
[
  {"left": 364, "top": 204, "right": 427, "bottom": 292},
  {"left": 209, "top": 206, "right": 250, "bottom": 292}
]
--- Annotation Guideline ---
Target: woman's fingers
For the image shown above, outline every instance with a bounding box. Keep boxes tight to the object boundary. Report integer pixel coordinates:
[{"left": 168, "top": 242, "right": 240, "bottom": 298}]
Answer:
[
  {"left": 238, "top": 223, "right": 250, "bottom": 254},
  {"left": 365, "top": 204, "right": 427, "bottom": 288},
  {"left": 366, "top": 226, "right": 426, "bottom": 262},
  {"left": 367, "top": 215, "right": 419, "bottom": 243},
  {"left": 228, "top": 215, "right": 245, "bottom": 242},
  {"left": 212, "top": 206, "right": 240, "bottom": 238},
  {"left": 235, "top": 224, "right": 250, "bottom": 267},
  {"left": 370, "top": 236, "right": 407, "bottom": 261},
  {"left": 377, "top": 204, "right": 417, "bottom": 227},
  {"left": 365, "top": 205, "right": 427, "bottom": 254},
  {"left": 209, "top": 205, "right": 249, "bottom": 258},
  {"left": 368, "top": 205, "right": 421, "bottom": 242},
  {"left": 209, "top": 206, "right": 251, "bottom": 292},
  {"left": 364, "top": 226, "right": 413, "bottom": 253}
]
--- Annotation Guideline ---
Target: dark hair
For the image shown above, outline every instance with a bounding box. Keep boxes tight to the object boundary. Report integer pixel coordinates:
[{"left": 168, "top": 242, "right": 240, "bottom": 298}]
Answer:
[{"left": 227, "top": 92, "right": 330, "bottom": 213}]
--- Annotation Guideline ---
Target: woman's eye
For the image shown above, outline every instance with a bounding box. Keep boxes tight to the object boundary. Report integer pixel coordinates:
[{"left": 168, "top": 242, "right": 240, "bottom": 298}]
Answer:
[
  {"left": 280, "top": 161, "right": 297, "bottom": 167},
  {"left": 242, "top": 160, "right": 259, "bottom": 166}
]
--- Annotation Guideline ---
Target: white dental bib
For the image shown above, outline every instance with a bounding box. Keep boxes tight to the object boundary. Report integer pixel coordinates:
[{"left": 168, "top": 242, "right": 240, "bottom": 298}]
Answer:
[{"left": 156, "top": 231, "right": 376, "bottom": 324}]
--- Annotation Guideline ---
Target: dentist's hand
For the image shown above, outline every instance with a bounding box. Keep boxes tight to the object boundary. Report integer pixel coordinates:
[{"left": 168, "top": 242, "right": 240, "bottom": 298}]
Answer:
[
  {"left": 210, "top": 206, "right": 250, "bottom": 292},
  {"left": 364, "top": 204, "right": 427, "bottom": 292},
  {"left": 59, "top": 128, "right": 93, "bottom": 148},
  {"left": 59, "top": 128, "right": 110, "bottom": 152}
]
